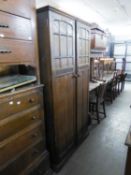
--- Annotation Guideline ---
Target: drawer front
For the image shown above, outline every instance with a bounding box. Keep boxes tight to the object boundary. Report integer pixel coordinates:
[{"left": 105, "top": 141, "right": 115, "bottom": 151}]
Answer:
[
  {"left": 1, "top": 141, "right": 46, "bottom": 175},
  {"left": 0, "top": 124, "right": 44, "bottom": 167},
  {"left": 0, "top": 38, "right": 34, "bottom": 64},
  {"left": 0, "top": 11, "right": 32, "bottom": 40},
  {"left": 0, "top": 106, "right": 44, "bottom": 142},
  {"left": 0, "top": 0, "right": 33, "bottom": 18},
  {"left": 0, "top": 89, "right": 42, "bottom": 120},
  {"left": 30, "top": 153, "right": 51, "bottom": 175}
]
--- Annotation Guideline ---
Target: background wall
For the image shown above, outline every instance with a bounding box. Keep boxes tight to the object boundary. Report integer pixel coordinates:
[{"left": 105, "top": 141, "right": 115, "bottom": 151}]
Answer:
[{"left": 35, "top": 0, "right": 131, "bottom": 41}]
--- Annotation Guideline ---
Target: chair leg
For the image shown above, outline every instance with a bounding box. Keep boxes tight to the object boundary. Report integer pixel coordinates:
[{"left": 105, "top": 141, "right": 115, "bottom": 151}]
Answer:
[
  {"left": 118, "top": 82, "right": 120, "bottom": 94},
  {"left": 96, "top": 103, "right": 100, "bottom": 124},
  {"left": 102, "top": 101, "right": 106, "bottom": 118},
  {"left": 110, "top": 90, "right": 113, "bottom": 103}
]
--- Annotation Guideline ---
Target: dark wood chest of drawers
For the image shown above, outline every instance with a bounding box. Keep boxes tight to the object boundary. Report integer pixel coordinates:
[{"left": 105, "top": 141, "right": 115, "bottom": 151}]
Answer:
[
  {"left": 0, "top": 85, "right": 51, "bottom": 175},
  {"left": 0, "top": 0, "right": 52, "bottom": 174}
]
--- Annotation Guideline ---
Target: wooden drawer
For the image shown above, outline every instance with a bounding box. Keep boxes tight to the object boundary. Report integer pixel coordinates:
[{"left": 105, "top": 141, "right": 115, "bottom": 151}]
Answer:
[
  {"left": 0, "top": 11, "right": 32, "bottom": 40},
  {"left": 1, "top": 141, "right": 46, "bottom": 175},
  {"left": 0, "top": 38, "right": 34, "bottom": 64},
  {"left": 30, "top": 153, "right": 51, "bottom": 175},
  {"left": 0, "top": 0, "right": 33, "bottom": 18},
  {"left": 0, "top": 88, "right": 42, "bottom": 120},
  {"left": 0, "top": 106, "right": 44, "bottom": 142},
  {"left": 0, "top": 123, "right": 44, "bottom": 167}
]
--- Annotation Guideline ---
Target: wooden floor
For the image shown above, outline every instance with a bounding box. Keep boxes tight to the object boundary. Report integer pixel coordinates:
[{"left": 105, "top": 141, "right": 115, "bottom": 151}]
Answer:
[{"left": 54, "top": 82, "right": 131, "bottom": 175}]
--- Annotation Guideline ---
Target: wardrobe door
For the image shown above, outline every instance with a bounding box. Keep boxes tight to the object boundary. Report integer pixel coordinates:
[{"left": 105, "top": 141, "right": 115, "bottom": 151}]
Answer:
[
  {"left": 76, "top": 21, "right": 90, "bottom": 142},
  {"left": 49, "top": 11, "right": 76, "bottom": 160}
]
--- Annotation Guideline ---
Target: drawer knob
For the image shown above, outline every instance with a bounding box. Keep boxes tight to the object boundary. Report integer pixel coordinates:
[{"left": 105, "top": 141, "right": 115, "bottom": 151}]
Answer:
[
  {"left": 9, "top": 101, "right": 14, "bottom": 105},
  {"left": 32, "top": 133, "right": 38, "bottom": 138},
  {"left": 32, "top": 116, "right": 37, "bottom": 120},
  {"left": 0, "top": 34, "right": 5, "bottom": 38},
  {"left": 16, "top": 101, "right": 21, "bottom": 105},
  {"left": 29, "top": 98, "right": 35, "bottom": 103},
  {"left": 28, "top": 36, "right": 32, "bottom": 40}
]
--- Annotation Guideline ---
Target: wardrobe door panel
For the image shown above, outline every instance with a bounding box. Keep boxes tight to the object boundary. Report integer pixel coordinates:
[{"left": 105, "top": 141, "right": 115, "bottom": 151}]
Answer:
[
  {"left": 49, "top": 11, "right": 75, "bottom": 74},
  {"left": 77, "top": 68, "right": 89, "bottom": 140},
  {"left": 76, "top": 21, "right": 90, "bottom": 141},
  {"left": 53, "top": 74, "right": 75, "bottom": 156},
  {"left": 77, "top": 23, "right": 90, "bottom": 67}
]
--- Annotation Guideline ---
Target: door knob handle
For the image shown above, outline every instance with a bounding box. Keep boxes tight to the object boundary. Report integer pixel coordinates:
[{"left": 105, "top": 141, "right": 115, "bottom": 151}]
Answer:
[{"left": 72, "top": 73, "right": 77, "bottom": 78}]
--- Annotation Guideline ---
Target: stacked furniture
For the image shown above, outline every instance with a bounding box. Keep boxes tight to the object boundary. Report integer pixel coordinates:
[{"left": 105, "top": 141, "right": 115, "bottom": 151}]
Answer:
[
  {"left": 90, "top": 27, "right": 107, "bottom": 81},
  {"left": 91, "top": 28, "right": 107, "bottom": 51},
  {"left": 37, "top": 6, "right": 90, "bottom": 171},
  {"left": 0, "top": 0, "right": 51, "bottom": 174}
]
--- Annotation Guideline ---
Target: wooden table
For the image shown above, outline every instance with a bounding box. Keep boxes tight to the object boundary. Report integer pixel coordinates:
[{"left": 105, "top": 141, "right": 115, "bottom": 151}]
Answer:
[
  {"left": 103, "top": 74, "right": 114, "bottom": 83},
  {"left": 89, "top": 73, "right": 114, "bottom": 92},
  {"left": 89, "top": 81, "right": 101, "bottom": 92}
]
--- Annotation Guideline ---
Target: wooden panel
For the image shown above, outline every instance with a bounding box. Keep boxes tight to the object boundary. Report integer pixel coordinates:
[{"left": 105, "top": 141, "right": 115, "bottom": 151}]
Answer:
[
  {"left": 0, "top": 141, "right": 46, "bottom": 175},
  {"left": 0, "top": 88, "right": 42, "bottom": 121},
  {"left": 76, "top": 68, "right": 89, "bottom": 140},
  {"left": 77, "top": 22, "right": 90, "bottom": 67},
  {"left": 0, "top": 0, "right": 33, "bottom": 18},
  {"left": 0, "top": 11, "right": 32, "bottom": 40},
  {"left": 53, "top": 74, "right": 75, "bottom": 154},
  {"left": 0, "top": 38, "right": 34, "bottom": 64},
  {"left": 49, "top": 11, "right": 75, "bottom": 73},
  {"left": 76, "top": 21, "right": 90, "bottom": 141},
  {"left": 29, "top": 152, "right": 51, "bottom": 175},
  {"left": 0, "top": 123, "right": 43, "bottom": 168},
  {"left": 0, "top": 106, "right": 44, "bottom": 142}
]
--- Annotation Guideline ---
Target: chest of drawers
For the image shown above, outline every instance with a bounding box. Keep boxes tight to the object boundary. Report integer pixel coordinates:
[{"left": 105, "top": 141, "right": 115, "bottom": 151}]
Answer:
[
  {"left": 0, "top": 85, "right": 51, "bottom": 175},
  {"left": 0, "top": 0, "right": 52, "bottom": 174}
]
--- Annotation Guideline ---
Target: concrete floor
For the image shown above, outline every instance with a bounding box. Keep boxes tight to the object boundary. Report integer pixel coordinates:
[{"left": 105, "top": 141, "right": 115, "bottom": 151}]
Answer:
[{"left": 54, "top": 82, "right": 131, "bottom": 175}]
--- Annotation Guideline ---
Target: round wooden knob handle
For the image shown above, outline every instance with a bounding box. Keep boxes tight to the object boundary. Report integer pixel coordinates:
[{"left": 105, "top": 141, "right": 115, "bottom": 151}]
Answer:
[
  {"left": 29, "top": 98, "right": 35, "bottom": 103},
  {"left": 32, "top": 116, "right": 37, "bottom": 120},
  {"left": 32, "top": 133, "right": 38, "bottom": 138}
]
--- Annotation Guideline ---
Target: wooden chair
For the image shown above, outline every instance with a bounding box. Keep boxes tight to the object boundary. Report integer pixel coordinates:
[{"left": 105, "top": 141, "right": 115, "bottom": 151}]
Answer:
[
  {"left": 121, "top": 73, "right": 127, "bottom": 92},
  {"left": 105, "top": 72, "right": 119, "bottom": 103},
  {"left": 89, "top": 83, "right": 107, "bottom": 124}
]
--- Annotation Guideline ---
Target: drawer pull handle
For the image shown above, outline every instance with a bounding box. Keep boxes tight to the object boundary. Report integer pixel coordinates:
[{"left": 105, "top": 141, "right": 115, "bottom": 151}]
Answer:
[
  {"left": 0, "top": 50, "right": 12, "bottom": 54},
  {"left": 0, "top": 24, "right": 9, "bottom": 28},
  {"left": 16, "top": 101, "right": 21, "bottom": 105},
  {"left": 0, "top": 34, "right": 5, "bottom": 38},
  {"left": 32, "top": 116, "right": 37, "bottom": 120},
  {"left": 28, "top": 36, "right": 32, "bottom": 40},
  {"left": 32, "top": 133, "right": 38, "bottom": 138},
  {"left": 29, "top": 98, "right": 35, "bottom": 103},
  {"left": 9, "top": 101, "right": 14, "bottom": 105}
]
